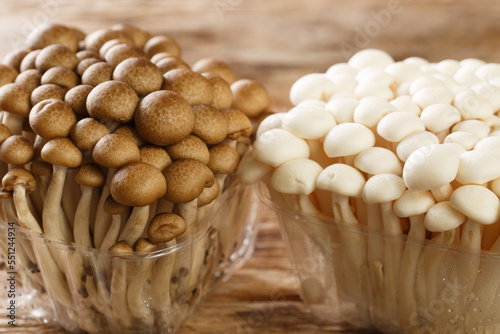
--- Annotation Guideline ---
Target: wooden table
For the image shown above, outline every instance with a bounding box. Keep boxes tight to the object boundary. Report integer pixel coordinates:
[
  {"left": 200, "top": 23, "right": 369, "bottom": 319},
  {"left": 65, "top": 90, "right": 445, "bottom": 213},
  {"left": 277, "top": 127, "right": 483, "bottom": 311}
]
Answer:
[{"left": 1, "top": 1, "right": 500, "bottom": 332}]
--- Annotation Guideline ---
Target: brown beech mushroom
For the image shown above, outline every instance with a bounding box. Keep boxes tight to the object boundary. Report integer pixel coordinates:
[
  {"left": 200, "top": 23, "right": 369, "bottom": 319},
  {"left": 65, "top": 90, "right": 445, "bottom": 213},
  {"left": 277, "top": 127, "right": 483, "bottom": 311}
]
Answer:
[
  {"left": 197, "top": 180, "right": 221, "bottom": 207},
  {"left": 139, "top": 145, "right": 172, "bottom": 171},
  {"left": 19, "top": 50, "right": 41, "bottom": 72},
  {"left": 192, "top": 104, "right": 228, "bottom": 145},
  {"left": 74, "top": 163, "right": 105, "bottom": 249},
  {"left": 221, "top": 107, "right": 252, "bottom": 140},
  {"left": 81, "top": 62, "right": 114, "bottom": 87},
  {"left": 15, "top": 69, "right": 42, "bottom": 93},
  {"left": 76, "top": 50, "right": 101, "bottom": 61},
  {"left": 231, "top": 79, "right": 271, "bottom": 117},
  {"left": 86, "top": 80, "right": 139, "bottom": 123},
  {"left": 3, "top": 48, "right": 30, "bottom": 72},
  {"left": 163, "top": 159, "right": 214, "bottom": 204},
  {"left": 41, "top": 137, "right": 82, "bottom": 242},
  {"left": 113, "top": 124, "right": 147, "bottom": 147},
  {"left": 84, "top": 28, "right": 134, "bottom": 52},
  {"left": 113, "top": 57, "right": 163, "bottom": 96},
  {"left": 0, "top": 135, "right": 35, "bottom": 166},
  {"left": 29, "top": 99, "right": 77, "bottom": 139},
  {"left": 111, "top": 24, "right": 152, "bottom": 49},
  {"left": 99, "top": 39, "right": 126, "bottom": 59},
  {"left": 105, "top": 44, "right": 146, "bottom": 67},
  {"left": 108, "top": 241, "right": 133, "bottom": 327},
  {"left": 134, "top": 90, "right": 195, "bottom": 146},
  {"left": 30, "top": 158, "right": 52, "bottom": 200},
  {"left": 70, "top": 118, "right": 110, "bottom": 151},
  {"left": 76, "top": 57, "right": 102, "bottom": 76},
  {"left": 27, "top": 23, "right": 83, "bottom": 52},
  {"left": 156, "top": 56, "right": 190, "bottom": 74},
  {"left": 207, "top": 143, "right": 240, "bottom": 174},
  {"left": 100, "top": 195, "right": 129, "bottom": 252},
  {"left": 0, "top": 83, "right": 31, "bottom": 134},
  {"left": 192, "top": 58, "right": 237, "bottom": 84},
  {"left": 163, "top": 69, "right": 213, "bottom": 105},
  {"left": 30, "top": 84, "right": 66, "bottom": 106},
  {"left": 202, "top": 73, "right": 233, "bottom": 109},
  {"left": 144, "top": 35, "right": 181, "bottom": 58},
  {"left": 64, "top": 85, "right": 94, "bottom": 118},
  {"left": 166, "top": 135, "right": 210, "bottom": 165},
  {"left": 112, "top": 162, "right": 167, "bottom": 245},
  {"left": 148, "top": 213, "right": 187, "bottom": 244},
  {"left": 0, "top": 64, "right": 18, "bottom": 87},
  {"left": 35, "top": 44, "right": 79, "bottom": 72},
  {"left": 40, "top": 66, "right": 79, "bottom": 90}
]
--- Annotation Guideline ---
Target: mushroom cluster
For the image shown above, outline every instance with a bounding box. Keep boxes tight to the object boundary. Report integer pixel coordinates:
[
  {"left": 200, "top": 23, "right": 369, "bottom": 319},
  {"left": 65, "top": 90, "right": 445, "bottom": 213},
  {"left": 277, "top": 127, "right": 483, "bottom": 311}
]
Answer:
[
  {"left": 241, "top": 49, "right": 500, "bottom": 333},
  {"left": 0, "top": 23, "right": 270, "bottom": 333}
]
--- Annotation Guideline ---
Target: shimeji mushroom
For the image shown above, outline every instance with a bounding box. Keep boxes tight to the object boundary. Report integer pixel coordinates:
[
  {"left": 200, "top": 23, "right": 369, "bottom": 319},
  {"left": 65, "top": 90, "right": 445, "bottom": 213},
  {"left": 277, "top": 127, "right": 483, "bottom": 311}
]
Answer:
[
  {"left": 104, "top": 43, "right": 146, "bottom": 67},
  {"left": 396, "top": 131, "right": 439, "bottom": 162},
  {"left": 112, "top": 162, "right": 167, "bottom": 245},
  {"left": 81, "top": 62, "right": 114, "bottom": 87},
  {"left": 230, "top": 79, "right": 271, "bottom": 118},
  {"left": 192, "top": 58, "right": 237, "bottom": 84},
  {"left": 112, "top": 58, "right": 164, "bottom": 96},
  {"left": 15, "top": 69, "right": 42, "bottom": 93},
  {"left": 323, "top": 122, "right": 376, "bottom": 165},
  {"left": 362, "top": 173, "right": 406, "bottom": 326},
  {"left": 100, "top": 195, "right": 129, "bottom": 252},
  {"left": 202, "top": 73, "right": 232, "bottom": 110},
  {"left": 253, "top": 128, "right": 310, "bottom": 167},
  {"left": 162, "top": 69, "right": 213, "bottom": 106},
  {"left": 166, "top": 135, "right": 210, "bottom": 165},
  {"left": 289, "top": 73, "right": 337, "bottom": 106},
  {"left": 0, "top": 83, "right": 31, "bottom": 135},
  {"left": 393, "top": 189, "right": 436, "bottom": 329},
  {"left": 109, "top": 241, "right": 133, "bottom": 328},
  {"left": 0, "top": 64, "right": 18, "bottom": 88},
  {"left": 191, "top": 105, "right": 228, "bottom": 145},
  {"left": 144, "top": 35, "right": 181, "bottom": 58}
]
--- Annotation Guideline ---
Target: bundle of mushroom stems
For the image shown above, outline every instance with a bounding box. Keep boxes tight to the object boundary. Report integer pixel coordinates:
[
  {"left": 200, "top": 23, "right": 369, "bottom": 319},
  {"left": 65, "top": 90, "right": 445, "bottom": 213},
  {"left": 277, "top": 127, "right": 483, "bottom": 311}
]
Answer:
[
  {"left": 239, "top": 49, "right": 500, "bottom": 333},
  {"left": 0, "top": 23, "right": 270, "bottom": 332}
]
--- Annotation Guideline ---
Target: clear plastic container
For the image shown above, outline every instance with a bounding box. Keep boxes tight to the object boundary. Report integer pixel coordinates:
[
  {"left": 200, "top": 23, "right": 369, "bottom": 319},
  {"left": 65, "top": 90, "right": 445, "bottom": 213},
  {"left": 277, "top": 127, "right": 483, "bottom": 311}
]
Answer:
[
  {"left": 0, "top": 176, "right": 258, "bottom": 334},
  {"left": 257, "top": 181, "right": 500, "bottom": 334}
]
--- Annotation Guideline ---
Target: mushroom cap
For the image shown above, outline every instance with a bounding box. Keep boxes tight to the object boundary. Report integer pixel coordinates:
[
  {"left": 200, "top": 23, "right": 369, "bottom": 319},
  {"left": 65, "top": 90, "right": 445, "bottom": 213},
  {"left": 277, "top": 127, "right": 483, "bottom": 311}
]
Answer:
[
  {"left": 92, "top": 133, "right": 140, "bottom": 169},
  {"left": 207, "top": 143, "right": 240, "bottom": 174},
  {"left": 70, "top": 117, "right": 110, "bottom": 151},
  {"left": 393, "top": 189, "right": 436, "bottom": 218},
  {"left": 15, "top": 69, "right": 42, "bottom": 93},
  {"left": 192, "top": 104, "right": 228, "bottom": 145},
  {"left": 139, "top": 145, "right": 172, "bottom": 171},
  {"left": 64, "top": 84, "right": 93, "bottom": 117},
  {"left": 156, "top": 57, "right": 190, "bottom": 74},
  {"left": 0, "top": 83, "right": 31, "bottom": 115},
  {"left": 202, "top": 73, "right": 233, "bottom": 109},
  {"left": 454, "top": 90, "right": 494, "bottom": 120},
  {"left": 354, "top": 81, "right": 394, "bottom": 100},
  {"left": 74, "top": 163, "right": 105, "bottom": 188},
  {"left": 377, "top": 111, "right": 425, "bottom": 143},
  {"left": 0, "top": 124, "right": 12, "bottom": 144},
  {"left": 192, "top": 58, "right": 237, "bottom": 84},
  {"left": 76, "top": 57, "right": 102, "bottom": 76},
  {"left": 282, "top": 102, "right": 336, "bottom": 139},
  {"left": 424, "top": 201, "right": 465, "bottom": 232},
  {"left": 76, "top": 50, "right": 101, "bottom": 61},
  {"left": 111, "top": 162, "right": 167, "bottom": 207},
  {"left": 0, "top": 64, "right": 18, "bottom": 88},
  {"left": 134, "top": 238, "right": 157, "bottom": 253},
  {"left": 99, "top": 39, "right": 125, "bottom": 58},
  {"left": 236, "top": 148, "right": 273, "bottom": 184},
  {"left": 353, "top": 97, "right": 397, "bottom": 128},
  {"left": 254, "top": 128, "right": 310, "bottom": 167},
  {"left": 111, "top": 24, "right": 152, "bottom": 49},
  {"left": 163, "top": 159, "right": 214, "bottom": 204},
  {"left": 474, "top": 135, "right": 500, "bottom": 152},
  {"left": 403, "top": 143, "right": 460, "bottom": 191},
  {"left": 316, "top": 163, "right": 365, "bottom": 198},
  {"left": 30, "top": 158, "right": 52, "bottom": 176},
  {"left": 354, "top": 147, "right": 402, "bottom": 176},
  {"left": 41, "top": 66, "right": 79, "bottom": 90},
  {"left": 323, "top": 123, "right": 375, "bottom": 158},
  {"left": 31, "top": 84, "right": 66, "bottom": 106},
  {"left": 84, "top": 28, "right": 134, "bottom": 52},
  {"left": 134, "top": 90, "right": 195, "bottom": 146},
  {"left": 150, "top": 52, "right": 176, "bottom": 64},
  {"left": 104, "top": 43, "right": 147, "bottom": 67},
  {"left": 3, "top": 48, "right": 31, "bottom": 72},
  {"left": 420, "top": 104, "right": 462, "bottom": 133},
  {"left": 456, "top": 150, "right": 500, "bottom": 184},
  {"left": 148, "top": 213, "right": 187, "bottom": 244},
  {"left": 103, "top": 195, "right": 129, "bottom": 215},
  {"left": 443, "top": 131, "right": 479, "bottom": 151},
  {"left": 41, "top": 137, "right": 82, "bottom": 168},
  {"left": 271, "top": 158, "right": 323, "bottom": 196},
  {"left": 166, "top": 135, "right": 210, "bottom": 165},
  {"left": 325, "top": 98, "right": 358, "bottom": 124},
  {"left": 197, "top": 180, "right": 220, "bottom": 207},
  {"left": 163, "top": 69, "right": 213, "bottom": 105},
  {"left": 289, "top": 73, "right": 336, "bottom": 106},
  {"left": 389, "top": 96, "right": 422, "bottom": 115},
  {"left": 35, "top": 44, "right": 78, "bottom": 71},
  {"left": 2, "top": 168, "right": 36, "bottom": 193},
  {"left": 362, "top": 173, "right": 406, "bottom": 204},
  {"left": 144, "top": 35, "right": 181, "bottom": 58},
  {"left": 348, "top": 49, "right": 394, "bottom": 70},
  {"left": 220, "top": 107, "right": 252, "bottom": 140},
  {"left": 109, "top": 240, "right": 133, "bottom": 254},
  {"left": 20, "top": 50, "right": 41, "bottom": 72},
  {"left": 29, "top": 99, "right": 77, "bottom": 139},
  {"left": 451, "top": 185, "right": 500, "bottom": 225},
  {"left": 81, "top": 62, "right": 114, "bottom": 87},
  {"left": 452, "top": 120, "right": 490, "bottom": 140},
  {"left": 396, "top": 131, "right": 439, "bottom": 162},
  {"left": 0, "top": 135, "right": 34, "bottom": 165},
  {"left": 27, "top": 23, "right": 82, "bottom": 52},
  {"left": 255, "top": 112, "right": 286, "bottom": 138},
  {"left": 113, "top": 57, "right": 163, "bottom": 96},
  {"left": 113, "top": 125, "right": 147, "bottom": 147},
  {"left": 231, "top": 79, "right": 270, "bottom": 117},
  {"left": 86, "top": 80, "right": 139, "bottom": 123}
]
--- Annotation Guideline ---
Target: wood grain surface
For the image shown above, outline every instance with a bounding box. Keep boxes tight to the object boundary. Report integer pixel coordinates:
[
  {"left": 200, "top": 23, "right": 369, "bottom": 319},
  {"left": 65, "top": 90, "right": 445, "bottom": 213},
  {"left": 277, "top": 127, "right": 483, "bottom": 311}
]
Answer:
[{"left": 0, "top": 1, "right": 500, "bottom": 332}]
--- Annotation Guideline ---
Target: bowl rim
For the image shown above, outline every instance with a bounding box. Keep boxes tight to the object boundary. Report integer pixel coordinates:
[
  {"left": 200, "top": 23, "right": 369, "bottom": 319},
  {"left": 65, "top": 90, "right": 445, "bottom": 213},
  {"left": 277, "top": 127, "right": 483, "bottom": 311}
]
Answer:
[
  {"left": 0, "top": 176, "right": 244, "bottom": 260},
  {"left": 256, "top": 180, "right": 500, "bottom": 260}
]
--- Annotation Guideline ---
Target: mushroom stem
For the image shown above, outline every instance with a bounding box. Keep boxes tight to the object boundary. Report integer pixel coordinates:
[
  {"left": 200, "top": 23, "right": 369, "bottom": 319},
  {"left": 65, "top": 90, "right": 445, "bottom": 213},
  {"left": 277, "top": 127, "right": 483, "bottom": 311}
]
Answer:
[
  {"left": 151, "top": 240, "right": 177, "bottom": 328},
  {"left": 61, "top": 168, "right": 80, "bottom": 228},
  {"left": 118, "top": 205, "right": 149, "bottom": 246},
  {"left": 2, "top": 112, "right": 24, "bottom": 135},
  {"left": 93, "top": 168, "right": 114, "bottom": 248},
  {"left": 109, "top": 242, "right": 133, "bottom": 328},
  {"left": 100, "top": 213, "right": 125, "bottom": 251},
  {"left": 398, "top": 214, "right": 426, "bottom": 330},
  {"left": 74, "top": 186, "right": 95, "bottom": 248}
]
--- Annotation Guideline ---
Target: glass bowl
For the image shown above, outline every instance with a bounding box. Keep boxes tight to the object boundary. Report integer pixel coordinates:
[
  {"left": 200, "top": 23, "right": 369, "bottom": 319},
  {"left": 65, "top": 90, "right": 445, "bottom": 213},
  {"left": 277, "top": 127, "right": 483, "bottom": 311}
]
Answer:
[
  {"left": 257, "top": 181, "right": 500, "bottom": 334},
  {"left": 0, "top": 176, "right": 258, "bottom": 334}
]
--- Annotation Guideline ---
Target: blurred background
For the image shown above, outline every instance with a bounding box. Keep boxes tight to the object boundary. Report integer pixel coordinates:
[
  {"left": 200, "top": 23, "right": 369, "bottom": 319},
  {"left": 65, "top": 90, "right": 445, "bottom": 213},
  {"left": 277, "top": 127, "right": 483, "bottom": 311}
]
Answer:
[{"left": 1, "top": 0, "right": 500, "bottom": 332}]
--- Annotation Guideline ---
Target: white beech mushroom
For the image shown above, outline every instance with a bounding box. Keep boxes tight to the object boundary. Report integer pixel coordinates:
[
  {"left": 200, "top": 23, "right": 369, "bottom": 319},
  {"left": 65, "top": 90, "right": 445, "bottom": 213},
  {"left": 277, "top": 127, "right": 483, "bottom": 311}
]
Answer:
[{"left": 253, "top": 128, "right": 310, "bottom": 167}]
